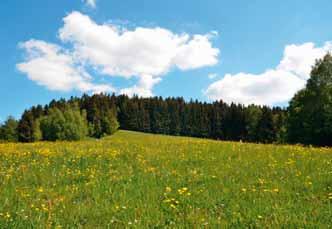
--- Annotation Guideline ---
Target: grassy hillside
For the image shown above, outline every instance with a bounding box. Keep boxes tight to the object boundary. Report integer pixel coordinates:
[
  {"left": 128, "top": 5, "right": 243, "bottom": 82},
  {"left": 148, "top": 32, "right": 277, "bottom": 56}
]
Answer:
[{"left": 0, "top": 130, "right": 331, "bottom": 228}]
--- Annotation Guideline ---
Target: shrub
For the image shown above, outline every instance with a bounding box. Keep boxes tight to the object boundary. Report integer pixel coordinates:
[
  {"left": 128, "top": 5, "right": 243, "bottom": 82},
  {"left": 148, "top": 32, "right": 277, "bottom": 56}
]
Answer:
[
  {"left": 0, "top": 116, "right": 18, "bottom": 142},
  {"left": 39, "top": 106, "right": 88, "bottom": 141}
]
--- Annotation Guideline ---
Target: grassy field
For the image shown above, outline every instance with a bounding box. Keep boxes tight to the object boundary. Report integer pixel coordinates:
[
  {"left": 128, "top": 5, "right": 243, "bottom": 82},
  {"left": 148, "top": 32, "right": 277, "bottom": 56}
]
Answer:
[{"left": 0, "top": 130, "right": 331, "bottom": 228}]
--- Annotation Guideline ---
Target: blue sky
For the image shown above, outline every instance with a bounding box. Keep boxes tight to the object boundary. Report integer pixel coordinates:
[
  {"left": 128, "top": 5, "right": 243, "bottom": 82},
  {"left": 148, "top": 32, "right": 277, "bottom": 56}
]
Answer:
[{"left": 1, "top": 0, "right": 332, "bottom": 121}]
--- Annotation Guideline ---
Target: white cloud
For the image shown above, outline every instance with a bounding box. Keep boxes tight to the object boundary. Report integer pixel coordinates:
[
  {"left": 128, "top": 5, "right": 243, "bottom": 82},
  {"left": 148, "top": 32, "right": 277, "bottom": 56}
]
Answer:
[
  {"left": 205, "top": 42, "right": 332, "bottom": 106},
  {"left": 277, "top": 42, "right": 332, "bottom": 80},
  {"left": 120, "top": 75, "right": 161, "bottom": 97},
  {"left": 17, "top": 39, "right": 114, "bottom": 93},
  {"left": 58, "top": 11, "right": 219, "bottom": 97},
  {"left": 172, "top": 34, "right": 219, "bottom": 70},
  {"left": 17, "top": 12, "right": 219, "bottom": 97},
  {"left": 83, "top": 0, "right": 96, "bottom": 8},
  {"left": 205, "top": 70, "right": 305, "bottom": 105}
]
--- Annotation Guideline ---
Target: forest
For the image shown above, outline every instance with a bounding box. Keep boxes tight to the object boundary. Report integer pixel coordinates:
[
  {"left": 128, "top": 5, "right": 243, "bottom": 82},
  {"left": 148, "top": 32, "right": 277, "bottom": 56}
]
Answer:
[{"left": 1, "top": 54, "right": 332, "bottom": 146}]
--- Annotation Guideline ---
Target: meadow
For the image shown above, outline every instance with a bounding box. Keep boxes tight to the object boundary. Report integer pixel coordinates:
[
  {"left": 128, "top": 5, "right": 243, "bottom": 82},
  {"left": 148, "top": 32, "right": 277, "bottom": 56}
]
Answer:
[{"left": 0, "top": 130, "right": 331, "bottom": 228}]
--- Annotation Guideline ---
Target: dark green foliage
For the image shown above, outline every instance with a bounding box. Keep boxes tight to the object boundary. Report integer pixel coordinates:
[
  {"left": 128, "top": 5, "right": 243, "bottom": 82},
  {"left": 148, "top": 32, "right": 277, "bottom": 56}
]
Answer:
[
  {"left": 90, "top": 108, "right": 119, "bottom": 138},
  {"left": 0, "top": 116, "right": 18, "bottom": 142},
  {"left": 111, "top": 96, "right": 282, "bottom": 143},
  {"left": 14, "top": 93, "right": 285, "bottom": 143},
  {"left": 81, "top": 94, "right": 119, "bottom": 138},
  {"left": 245, "top": 105, "right": 263, "bottom": 142},
  {"left": 273, "top": 108, "right": 287, "bottom": 143},
  {"left": 101, "top": 109, "right": 119, "bottom": 136},
  {"left": 222, "top": 103, "right": 247, "bottom": 141},
  {"left": 255, "top": 106, "right": 276, "bottom": 143},
  {"left": 39, "top": 108, "right": 65, "bottom": 141},
  {"left": 17, "top": 110, "right": 41, "bottom": 142},
  {"left": 39, "top": 106, "right": 88, "bottom": 141},
  {"left": 288, "top": 54, "right": 332, "bottom": 146}
]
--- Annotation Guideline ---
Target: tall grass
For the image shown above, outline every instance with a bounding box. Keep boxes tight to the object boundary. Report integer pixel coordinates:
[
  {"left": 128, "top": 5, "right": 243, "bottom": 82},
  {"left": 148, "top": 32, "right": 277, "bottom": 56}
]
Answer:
[{"left": 0, "top": 130, "right": 331, "bottom": 228}]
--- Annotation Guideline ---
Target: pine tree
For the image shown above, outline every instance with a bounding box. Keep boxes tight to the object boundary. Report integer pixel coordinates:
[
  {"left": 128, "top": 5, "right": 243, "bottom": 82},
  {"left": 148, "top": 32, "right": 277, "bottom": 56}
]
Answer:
[
  {"left": 256, "top": 106, "right": 276, "bottom": 143},
  {"left": 18, "top": 110, "right": 40, "bottom": 142}
]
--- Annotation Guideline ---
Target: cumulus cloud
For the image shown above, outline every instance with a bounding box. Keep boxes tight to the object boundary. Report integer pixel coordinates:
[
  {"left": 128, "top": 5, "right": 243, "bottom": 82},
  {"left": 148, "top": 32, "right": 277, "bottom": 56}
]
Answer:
[
  {"left": 83, "top": 0, "right": 96, "bottom": 8},
  {"left": 277, "top": 42, "right": 332, "bottom": 80},
  {"left": 58, "top": 11, "right": 219, "bottom": 96},
  {"left": 205, "top": 70, "right": 305, "bottom": 105},
  {"left": 120, "top": 75, "right": 161, "bottom": 97},
  {"left": 17, "top": 11, "right": 219, "bottom": 97},
  {"left": 17, "top": 40, "right": 114, "bottom": 93},
  {"left": 205, "top": 42, "right": 332, "bottom": 106}
]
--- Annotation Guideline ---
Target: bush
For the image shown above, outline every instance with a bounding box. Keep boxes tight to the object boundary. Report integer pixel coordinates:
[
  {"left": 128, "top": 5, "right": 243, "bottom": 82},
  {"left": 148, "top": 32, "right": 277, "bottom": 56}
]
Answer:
[
  {"left": 39, "top": 106, "right": 88, "bottom": 141},
  {"left": 0, "top": 116, "right": 18, "bottom": 142},
  {"left": 90, "top": 109, "right": 119, "bottom": 138}
]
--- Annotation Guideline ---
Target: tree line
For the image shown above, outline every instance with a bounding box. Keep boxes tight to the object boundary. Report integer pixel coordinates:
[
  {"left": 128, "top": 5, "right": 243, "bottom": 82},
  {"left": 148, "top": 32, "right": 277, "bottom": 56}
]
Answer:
[
  {"left": 0, "top": 94, "right": 287, "bottom": 144},
  {"left": 0, "top": 100, "right": 119, "bottom": 142},
  {"left": 1, "top": 54, "right": 332, "bottom": 146}
]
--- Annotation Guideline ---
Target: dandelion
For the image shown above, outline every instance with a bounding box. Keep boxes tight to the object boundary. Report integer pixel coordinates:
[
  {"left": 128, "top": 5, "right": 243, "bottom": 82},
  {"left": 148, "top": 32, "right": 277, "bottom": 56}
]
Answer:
[
  {"left": 178, "top": 187, "right": 189, "bottom": 195},
  {"left": 305, "top": 181, "right": 313, "bottom": 186},
  {"left": 5, "top": 212, "right": 11, "bottom": 219},
  {"left": 258, "top": 178, "right": 265, "bottom": 185}
]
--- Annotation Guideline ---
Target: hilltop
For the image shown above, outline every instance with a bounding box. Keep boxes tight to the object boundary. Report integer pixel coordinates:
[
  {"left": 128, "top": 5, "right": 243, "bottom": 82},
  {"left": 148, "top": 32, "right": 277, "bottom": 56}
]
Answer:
[{"left": 0, "top": 131, "right": 331, "bottom": 227}]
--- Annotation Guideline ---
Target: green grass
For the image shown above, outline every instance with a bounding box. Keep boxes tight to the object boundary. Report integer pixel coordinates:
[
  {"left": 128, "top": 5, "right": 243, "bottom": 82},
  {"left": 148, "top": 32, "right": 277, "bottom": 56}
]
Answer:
[{"left": 0, "top": 130, "right": 332, "bottom": 228}]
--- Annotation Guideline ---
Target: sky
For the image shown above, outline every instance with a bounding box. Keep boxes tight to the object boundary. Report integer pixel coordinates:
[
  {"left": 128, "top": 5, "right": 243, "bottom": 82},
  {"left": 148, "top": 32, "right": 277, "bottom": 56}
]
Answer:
[{"left": 1, "top": 0, "right": 332, "bottom": 121}]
